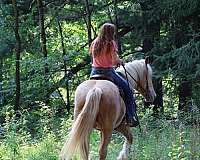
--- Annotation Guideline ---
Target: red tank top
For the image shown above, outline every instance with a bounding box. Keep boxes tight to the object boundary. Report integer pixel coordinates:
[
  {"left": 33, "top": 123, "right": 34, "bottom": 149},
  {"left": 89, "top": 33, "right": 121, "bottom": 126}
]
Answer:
[{"left": 91, "top": 40, "right": 118, "bottom": 68}]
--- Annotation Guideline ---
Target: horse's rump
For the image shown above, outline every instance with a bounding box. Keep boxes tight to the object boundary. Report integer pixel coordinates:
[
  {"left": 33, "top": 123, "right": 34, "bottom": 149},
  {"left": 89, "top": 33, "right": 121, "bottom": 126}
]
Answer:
[
  {"left": 60, "top": 86, "right": 103, "bottom": 159},
  {"left": 60, "top": 80, "right": 126, "bottom": 160},
  {"left": 75, "top": 80, "right": 126, "bottom": 129}
]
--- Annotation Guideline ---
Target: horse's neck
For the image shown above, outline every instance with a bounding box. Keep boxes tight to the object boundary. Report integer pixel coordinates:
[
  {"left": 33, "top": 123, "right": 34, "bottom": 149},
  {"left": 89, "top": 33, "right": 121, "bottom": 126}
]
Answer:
[
  {"left": 125, "top": 64, "right": 140, "bottom": 90},
  {"left": 117, "top": 63, "right": 140, "bottom": 90}
]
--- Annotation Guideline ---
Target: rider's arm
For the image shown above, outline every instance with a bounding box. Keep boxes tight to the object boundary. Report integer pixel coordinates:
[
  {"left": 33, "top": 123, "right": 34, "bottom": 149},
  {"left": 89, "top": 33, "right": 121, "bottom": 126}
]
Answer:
[{"left": 111, "top": 41, "right": 123, "bottom": 66}]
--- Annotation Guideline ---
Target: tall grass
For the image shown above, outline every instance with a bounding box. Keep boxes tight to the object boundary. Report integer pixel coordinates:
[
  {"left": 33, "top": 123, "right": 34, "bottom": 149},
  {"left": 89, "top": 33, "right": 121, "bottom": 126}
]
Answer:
[
  {"left": 89, "top": 113, "right": 200, "bottom": 160},
  {"left": 0, "top": 111, "right": 199, "bottom": 160}
]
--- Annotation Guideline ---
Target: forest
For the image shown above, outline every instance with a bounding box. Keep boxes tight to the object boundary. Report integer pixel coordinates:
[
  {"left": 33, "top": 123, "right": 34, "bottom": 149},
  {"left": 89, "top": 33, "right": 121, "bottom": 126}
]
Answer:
[{"left": 0, "top": 0, "right": 200, "bottom": 159}]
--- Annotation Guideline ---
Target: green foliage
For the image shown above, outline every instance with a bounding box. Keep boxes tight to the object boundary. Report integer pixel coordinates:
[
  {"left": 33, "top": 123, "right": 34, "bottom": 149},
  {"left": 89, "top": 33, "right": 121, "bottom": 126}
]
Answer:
[
  {"left": 168, "top": 131, "right": 190, "bottom": 160},
  {"left": 1, "top": 111, "right": 199, "bottom": 160},
  {"left": 0, "top": 0, "right": 200, "bottom": 159},
  {"left": 0, "top": 110, "right": 73, "bottom": 160}
]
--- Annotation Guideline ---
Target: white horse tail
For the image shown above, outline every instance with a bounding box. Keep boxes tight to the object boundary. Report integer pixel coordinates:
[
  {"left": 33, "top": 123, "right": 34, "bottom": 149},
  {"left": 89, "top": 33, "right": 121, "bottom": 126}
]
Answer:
[{"left": 60, "top": 87, "right": 102, "bottom": 160}]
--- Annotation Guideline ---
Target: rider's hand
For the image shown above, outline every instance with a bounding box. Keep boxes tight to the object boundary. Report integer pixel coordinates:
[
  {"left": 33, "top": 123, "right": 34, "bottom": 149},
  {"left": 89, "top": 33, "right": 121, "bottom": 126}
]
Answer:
[
  {"left": 116, "top": 59, "right": 124, "bottom": 67},
  {"left": 120, "top": 59, "right": 125, "bottom": 66}
]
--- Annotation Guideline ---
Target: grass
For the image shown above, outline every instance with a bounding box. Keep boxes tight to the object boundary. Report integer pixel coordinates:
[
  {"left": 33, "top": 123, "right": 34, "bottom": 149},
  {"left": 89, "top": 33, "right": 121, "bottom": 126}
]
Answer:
[
  {"left": 88, "top": 119, "right": 200, "bottom": 160},
  {"left": 0, "top": 114, "right": 200, "bottom": 160}
]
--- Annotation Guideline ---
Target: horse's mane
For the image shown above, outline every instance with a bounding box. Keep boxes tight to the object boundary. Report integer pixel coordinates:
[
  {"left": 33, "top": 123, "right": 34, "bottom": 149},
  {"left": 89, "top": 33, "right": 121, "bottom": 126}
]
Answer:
[
  {"left": 118, "top": 59, "right": 152, "bottom": 75},
  {"left": 126, "top": 59, "right": 152, "bottom": 76},
  {"left": 116, "top": 59, "right": 152, "bottom": 89}
]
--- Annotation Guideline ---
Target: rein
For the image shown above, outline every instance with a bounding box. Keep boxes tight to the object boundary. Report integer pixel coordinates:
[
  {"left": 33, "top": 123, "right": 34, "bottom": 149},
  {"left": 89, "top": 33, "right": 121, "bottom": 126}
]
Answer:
[
  {"left": 122, "top": 64, "right": 142, "bottom": 132},
  {"left": 122, "top": 62, "right": 150, "bottom": 132}
]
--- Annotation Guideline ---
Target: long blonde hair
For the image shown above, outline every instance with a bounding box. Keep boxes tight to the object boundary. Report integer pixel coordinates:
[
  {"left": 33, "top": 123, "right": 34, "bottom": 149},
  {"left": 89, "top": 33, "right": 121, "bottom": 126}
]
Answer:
[{"left": 90, "top": 23, "right": 116, "bottom": 57}]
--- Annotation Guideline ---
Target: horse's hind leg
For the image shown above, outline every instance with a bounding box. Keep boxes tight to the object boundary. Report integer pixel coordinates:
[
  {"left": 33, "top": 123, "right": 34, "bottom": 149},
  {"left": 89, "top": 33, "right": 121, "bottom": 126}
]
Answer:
[
  {"left": 99, "top": 129, "right": 112, "bottom": 160},
  {"left": 115, "top": 121, "right": 133, "bottom": 160}
]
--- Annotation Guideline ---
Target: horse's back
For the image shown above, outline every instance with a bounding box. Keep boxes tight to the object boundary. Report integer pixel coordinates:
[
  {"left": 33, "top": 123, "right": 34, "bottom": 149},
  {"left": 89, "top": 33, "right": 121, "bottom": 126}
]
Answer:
[{"left": 74, "top": 80, "right": 125, "bottom": 129}]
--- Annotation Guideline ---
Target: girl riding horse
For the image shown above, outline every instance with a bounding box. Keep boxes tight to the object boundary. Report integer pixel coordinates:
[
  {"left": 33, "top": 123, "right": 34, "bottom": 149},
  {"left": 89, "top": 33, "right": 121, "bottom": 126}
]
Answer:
[
  {"left": 90, "top": 23, "right": 138, "bottom": 127},
  {"left": 60, "top": 23, "right": 156, "bottom": 160}
]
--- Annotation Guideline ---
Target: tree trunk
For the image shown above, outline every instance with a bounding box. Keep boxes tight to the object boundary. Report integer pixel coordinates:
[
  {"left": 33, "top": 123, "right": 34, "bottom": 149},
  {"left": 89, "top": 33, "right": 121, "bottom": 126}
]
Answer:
[
  {"left": 174, "top": 21, "right": 192, "bottom": 112},
  {"left": 37, "top": 0, "right": 48, "bottom": 74},
  {"left": 178, "top": 80, "right": 192, "bottom": 111},
  {"left": 141, "top": 2, "right": 163, "bottom": 115},
  {"left": 0, "top": 59, "right": 3, "bottom": 104},
  {"left": 58, "top": 20, "right": 70, "bottom": 112},
  {"left": 106, "top": 0, "right": 113, "bottom": 23},
  {"left": 12, "top": 0, "right": 21, "bottom": 118},
  {"left": 84, "top": 0, "right": 92, "bottom": 47},
  {"left": 152, "top": 78, "right": 163, "bottom": 114},
  {"left": 114, "top": 0, "right": 122, "bottom": 55}
]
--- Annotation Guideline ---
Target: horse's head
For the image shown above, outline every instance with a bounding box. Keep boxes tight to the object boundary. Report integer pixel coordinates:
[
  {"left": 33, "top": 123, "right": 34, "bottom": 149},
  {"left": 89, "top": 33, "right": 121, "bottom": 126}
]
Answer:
[
  {"left": 117, "top": 58, "right": 156, "bottom": 103},
  {"left": 136, "top": 58, "right": 156, "bottom": 103}
]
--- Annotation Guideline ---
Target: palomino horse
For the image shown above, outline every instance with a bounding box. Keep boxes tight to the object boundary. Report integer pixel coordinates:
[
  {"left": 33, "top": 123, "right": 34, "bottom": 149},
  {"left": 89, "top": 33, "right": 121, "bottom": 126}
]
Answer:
[{"left": 60, "top": 59, "right": 156, "bottom": 160}]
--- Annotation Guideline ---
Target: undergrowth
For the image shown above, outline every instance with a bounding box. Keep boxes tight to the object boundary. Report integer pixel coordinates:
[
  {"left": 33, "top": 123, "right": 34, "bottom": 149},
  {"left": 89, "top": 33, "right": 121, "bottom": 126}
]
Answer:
[{"left": 0, "top": 108, "right": 199, "bottom": 160}]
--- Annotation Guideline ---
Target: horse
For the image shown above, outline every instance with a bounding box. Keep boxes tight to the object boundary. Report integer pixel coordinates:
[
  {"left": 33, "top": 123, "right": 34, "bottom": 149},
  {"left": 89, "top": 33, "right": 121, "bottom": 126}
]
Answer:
[{"left": 60, "top": 58, "right": 156, "bottom": 160}]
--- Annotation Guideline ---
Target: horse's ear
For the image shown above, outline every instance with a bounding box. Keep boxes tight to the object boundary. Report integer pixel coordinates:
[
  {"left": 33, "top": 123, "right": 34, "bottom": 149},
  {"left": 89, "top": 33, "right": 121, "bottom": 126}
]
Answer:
[{"left": 145, "top": 56, "right": 150, "bottom": 64}]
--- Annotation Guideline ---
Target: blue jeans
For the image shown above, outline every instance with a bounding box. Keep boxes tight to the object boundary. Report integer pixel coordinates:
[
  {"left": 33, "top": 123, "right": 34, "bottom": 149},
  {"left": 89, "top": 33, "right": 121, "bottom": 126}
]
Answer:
[{"left": 90, "top": 67, "right": 137, "bottom": 120}]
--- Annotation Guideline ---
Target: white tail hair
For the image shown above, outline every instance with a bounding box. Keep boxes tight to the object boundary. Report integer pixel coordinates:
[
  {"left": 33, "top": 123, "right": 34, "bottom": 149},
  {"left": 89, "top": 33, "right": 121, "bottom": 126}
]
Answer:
[{"left": 60, "top": 87, "right": 102, "bottom": 160}]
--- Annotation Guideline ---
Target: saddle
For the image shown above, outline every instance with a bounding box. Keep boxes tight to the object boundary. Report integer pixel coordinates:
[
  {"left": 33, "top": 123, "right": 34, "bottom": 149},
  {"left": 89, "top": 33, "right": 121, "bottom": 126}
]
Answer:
[
  {"left": 90, "top": 74, "right": 114, "bottom": 82},
  {"left": 90, "top": 74, "right": 125, "bottom": 98}
]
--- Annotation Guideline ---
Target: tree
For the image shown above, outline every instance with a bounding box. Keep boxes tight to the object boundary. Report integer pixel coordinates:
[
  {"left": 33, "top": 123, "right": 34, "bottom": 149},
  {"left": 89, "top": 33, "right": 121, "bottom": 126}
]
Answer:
[
  {"left": 37, "top": 0, "right": 48, "bottom": 74},
  {"left": 57, "top": 19, "right": 70, "bottom": 112},
  {"left": 84, "top": 0, "right": 92, "bottom": 47},
  {"left": 0, "top": 59, "right": 3, "bottom": 104},
  {"left": 12, "top": 0, "right": 21, "bottom": 118},
  {"left": 139, "top": 0, "right": 163, "bottom": 115}
]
